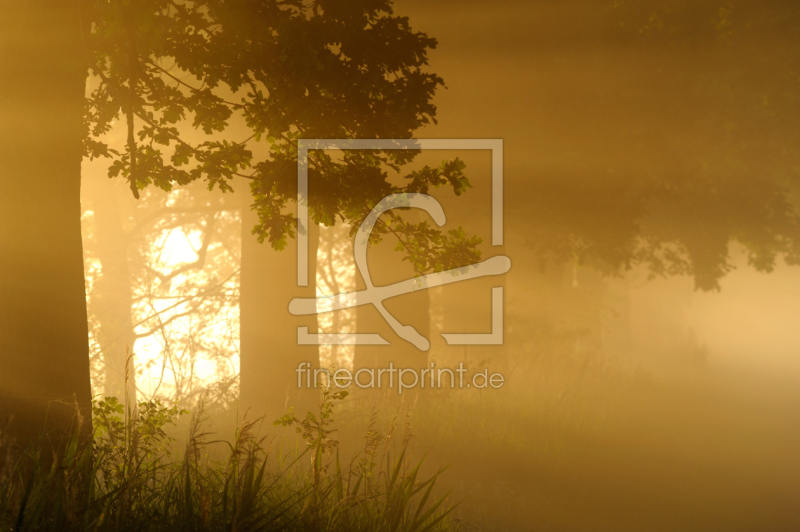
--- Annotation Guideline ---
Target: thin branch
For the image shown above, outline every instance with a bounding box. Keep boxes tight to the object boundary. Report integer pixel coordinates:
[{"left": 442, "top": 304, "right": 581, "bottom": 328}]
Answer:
[{"left": 147, "top": 60, "right": 243, "bottom": 109}]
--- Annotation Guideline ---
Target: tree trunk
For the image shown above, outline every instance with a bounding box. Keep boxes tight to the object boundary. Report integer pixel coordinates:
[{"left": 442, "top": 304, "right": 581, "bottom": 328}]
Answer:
[
  {"left": 239, "top": 203, "right": 320, "bottom": 422},
  {"left": 0, "top": 0, "right": 93, "bottom": 444},
  {"left": 353, "top": 228, "right": 431, "bottom": 387},
  {"left": 85, "top": 178, "right": 136, "bottom": 404}
]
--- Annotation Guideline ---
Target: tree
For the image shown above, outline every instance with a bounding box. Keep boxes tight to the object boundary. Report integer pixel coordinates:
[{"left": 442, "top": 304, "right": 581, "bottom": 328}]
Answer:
[
  {"left": 82, "top": 176, "right": 241, "bottom": 408},
  {"left": 84, "top": 175, "right": 136, "bottom": 402},
  {"left": 517, "top": 0, "right": 800, "bottom": 292},
  {"left": 0, "top": 0, "right": 93, "bottom": 441},
  {"left": 84, "top": 0, "right": 478, "bottom": 419},
  {"left": 0, "top": 0, "right": 472, "bottom": 442},
  {"left": 353, "top": 209, "right": 430, "bottom": 382}
]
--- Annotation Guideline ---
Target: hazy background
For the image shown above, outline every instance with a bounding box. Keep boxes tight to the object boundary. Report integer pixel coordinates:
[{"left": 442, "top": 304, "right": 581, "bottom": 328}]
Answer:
[{"left": 79, "top": 1, "right": 800, "bottom": 530}]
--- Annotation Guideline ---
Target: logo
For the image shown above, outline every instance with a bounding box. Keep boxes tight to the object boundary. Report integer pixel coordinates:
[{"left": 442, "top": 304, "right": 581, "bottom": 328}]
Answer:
[{"left": 291, "top": 139, "right": 509, "bottom": 351}]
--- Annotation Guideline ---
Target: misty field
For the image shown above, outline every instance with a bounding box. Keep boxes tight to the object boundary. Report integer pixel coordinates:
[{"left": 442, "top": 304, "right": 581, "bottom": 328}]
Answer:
[{"left": 4, "top": 341, "right": 798, "bottom": 532}]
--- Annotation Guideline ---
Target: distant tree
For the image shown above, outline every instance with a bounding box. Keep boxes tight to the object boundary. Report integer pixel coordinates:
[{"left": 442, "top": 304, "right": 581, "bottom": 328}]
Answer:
[
  {"left": 520, "top": 0, "right": 800, "bottom": 291},
  {"left": 82, "top": 177, "right": 240, "bottom": 408}
]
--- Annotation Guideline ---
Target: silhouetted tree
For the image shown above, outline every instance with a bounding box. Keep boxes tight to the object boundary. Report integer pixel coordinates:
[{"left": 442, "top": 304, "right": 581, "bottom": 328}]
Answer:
[
  {"left": 0, "top": 0, "right": 93, "bottom": 442},
  {"left": 517, "top": 0, "right": 800, "bottom": 291},
  {"left": 83, "top": 177, "right": 241, "bottom": 408}
]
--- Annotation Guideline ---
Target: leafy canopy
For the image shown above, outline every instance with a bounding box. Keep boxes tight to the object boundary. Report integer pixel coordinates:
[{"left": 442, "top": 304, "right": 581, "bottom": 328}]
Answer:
[{"left": 85, "top": 0, "right": 481, "bottom": 272}]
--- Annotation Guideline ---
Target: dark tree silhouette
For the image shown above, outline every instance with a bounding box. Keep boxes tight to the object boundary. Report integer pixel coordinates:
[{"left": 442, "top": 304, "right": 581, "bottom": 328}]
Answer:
[
  {"left": 519, "top": 0, "right": 800, "bottom": 291},
  {"left": 0, "top": 0, "right": 93, "bottom": 441}
]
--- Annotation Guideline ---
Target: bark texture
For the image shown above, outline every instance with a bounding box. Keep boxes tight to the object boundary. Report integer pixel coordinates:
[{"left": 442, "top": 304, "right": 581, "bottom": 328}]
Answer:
[{"left": 0, "top": 0, "right": 93, "bottom": 443}]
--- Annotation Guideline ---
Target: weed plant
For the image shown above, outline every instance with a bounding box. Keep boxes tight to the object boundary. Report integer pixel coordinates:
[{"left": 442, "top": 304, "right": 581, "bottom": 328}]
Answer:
[{"left": 0, "top": 385, "right": 456, "bottom": 532}]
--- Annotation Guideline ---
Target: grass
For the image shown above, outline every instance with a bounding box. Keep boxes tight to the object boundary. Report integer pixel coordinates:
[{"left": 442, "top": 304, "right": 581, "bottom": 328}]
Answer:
[{"left": 0, "top": 385, "right": 457, "bottom": 532}]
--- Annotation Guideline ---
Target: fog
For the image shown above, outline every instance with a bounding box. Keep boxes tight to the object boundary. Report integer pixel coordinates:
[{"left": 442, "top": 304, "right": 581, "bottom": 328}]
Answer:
[
  {"left": 81, "top": 0, "right": 800, "bottom": 528},
  {"left": 3, "top": 0, "right": 799, "bottom": 530}
]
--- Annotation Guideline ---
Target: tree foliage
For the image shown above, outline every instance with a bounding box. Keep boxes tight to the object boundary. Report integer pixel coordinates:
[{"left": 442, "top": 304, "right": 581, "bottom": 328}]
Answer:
[
  {"left": 524, "top": 0, "right": 800, "bottom": 290},
  {"left": 85, "top": 0, "right": 480, "bottom": 270}
]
